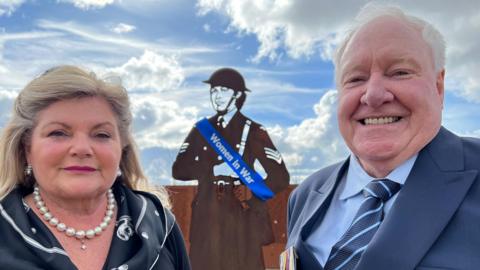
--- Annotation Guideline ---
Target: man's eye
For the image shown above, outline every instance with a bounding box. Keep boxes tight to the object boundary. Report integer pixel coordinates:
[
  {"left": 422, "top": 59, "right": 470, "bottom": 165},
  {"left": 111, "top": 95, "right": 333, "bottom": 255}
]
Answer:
[
  {"left": 349, "top": 77, "right": 365, "bottom": 83},
  {"left": 344, "top": 76, "right": 366, "bottom": 86},
  {"left": 47, "top": 130, "right": 67, "bottom": 137},
  {"left": 391, "top": 70, "right": 411, "bottom": 77}
]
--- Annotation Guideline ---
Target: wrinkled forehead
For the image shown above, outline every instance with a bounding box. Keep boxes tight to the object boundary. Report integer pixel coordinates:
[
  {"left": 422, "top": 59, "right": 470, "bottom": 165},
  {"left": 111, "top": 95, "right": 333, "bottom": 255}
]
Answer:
[{"left": 339, "top": 16, "right": 432, "bottom": 72}]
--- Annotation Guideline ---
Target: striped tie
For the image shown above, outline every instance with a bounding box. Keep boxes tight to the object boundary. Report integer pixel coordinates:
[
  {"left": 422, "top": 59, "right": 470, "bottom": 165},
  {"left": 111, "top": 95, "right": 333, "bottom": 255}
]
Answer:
[{"left": 324, "top": 179, "right": 401, "bottom": 270}]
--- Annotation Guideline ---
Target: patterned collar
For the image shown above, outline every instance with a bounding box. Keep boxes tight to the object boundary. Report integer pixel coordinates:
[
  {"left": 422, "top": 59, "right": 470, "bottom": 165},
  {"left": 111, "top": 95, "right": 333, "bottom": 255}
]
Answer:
[{"left": 0, "top": 181, "right": 175, "bottom": 270}]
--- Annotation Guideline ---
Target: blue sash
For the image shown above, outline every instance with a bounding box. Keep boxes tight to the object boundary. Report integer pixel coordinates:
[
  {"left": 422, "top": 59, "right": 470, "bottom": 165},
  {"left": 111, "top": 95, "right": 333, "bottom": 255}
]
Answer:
[{"left": 195, "top": 118, "right": 274, "bottom": 201}]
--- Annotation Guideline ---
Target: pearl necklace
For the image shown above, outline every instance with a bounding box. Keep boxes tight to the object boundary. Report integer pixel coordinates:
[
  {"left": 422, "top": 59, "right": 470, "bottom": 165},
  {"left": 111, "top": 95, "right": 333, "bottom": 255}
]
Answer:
[{"left": 33, "top": 186, "right": 116, "bottom": 250}]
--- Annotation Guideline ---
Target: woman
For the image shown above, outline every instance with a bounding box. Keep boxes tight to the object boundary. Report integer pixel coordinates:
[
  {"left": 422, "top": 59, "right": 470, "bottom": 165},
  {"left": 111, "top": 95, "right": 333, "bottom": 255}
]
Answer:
[
  {"left": 0, "top": 66, "right": 191, "bottom": 270},
  {"left": 172, "top": 68, "right": 290, "bottom": 270}
]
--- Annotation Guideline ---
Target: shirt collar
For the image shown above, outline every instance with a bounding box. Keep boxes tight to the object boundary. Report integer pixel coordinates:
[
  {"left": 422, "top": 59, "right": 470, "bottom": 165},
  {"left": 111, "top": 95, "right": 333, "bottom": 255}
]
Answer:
[
  {"left": 339, "top": 153, "right": 418, "bottom": 200},
  {"left": 216, "top": 109, "right": 238, "bottom": 128}
]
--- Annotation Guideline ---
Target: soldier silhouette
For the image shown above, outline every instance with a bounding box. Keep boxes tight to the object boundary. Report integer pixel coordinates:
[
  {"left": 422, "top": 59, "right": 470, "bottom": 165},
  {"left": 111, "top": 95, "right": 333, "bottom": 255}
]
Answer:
[{"left": 172, "top": 67, "right": 289, "bottom": 270}]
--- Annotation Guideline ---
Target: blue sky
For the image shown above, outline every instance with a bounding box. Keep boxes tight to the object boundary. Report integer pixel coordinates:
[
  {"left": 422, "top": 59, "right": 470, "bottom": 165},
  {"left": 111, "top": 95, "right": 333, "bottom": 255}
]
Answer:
[{"left": 1, "top": 0, "right": 479, "bottom": 185}]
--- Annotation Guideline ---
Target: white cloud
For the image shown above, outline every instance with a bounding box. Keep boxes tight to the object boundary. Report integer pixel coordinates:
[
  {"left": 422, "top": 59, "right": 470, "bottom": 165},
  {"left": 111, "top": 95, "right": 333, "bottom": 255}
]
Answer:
[
  {"left": 443, "top": 15, "right": 480, "bottom": 102},
  {"left": 114, "top": 0, "right": 180, "bottom": 15},
  {"left": 58, "top": 0, "right": 115, "bottom": 10},
  {"left": 469, "top": 130, "right": 480, "bottom": 138},
  {"left": 203, "top": 23, "right": 211, "bottom": 32},
  {"left": 0, "top": 0, "right": 25, "bottom": 16},
  {"left": 197, "top": 0, "right": 480, "bottom": 102},
  {"left": 0, "top": 20, "right": 218, "bottom": 92},
  {"left": 196, "top": 0, "right": 354, "bottom": 63},
  {"left": 0, "top": 30, "right": 63, "bottom": 42},
  {"left": 142, "top": 151, "right": 177, "bottom": 185},
  {"left": 0, "top": 30, "right": 66, "bottom": 90},
  {"left": 236, "top": 89, "right": 348, "bottom": 183},
  {"left": 282, "top": 152, "right": 303, "bottom": 167},
  {"left": 130, "top": 94, "right": 199, "bottom": 149},
  {"left": 106, "top": 50, "right": 185, "bottom": 92},
  {"left": 0, "top": 90, "right": 17, "bottom": 129},
  {"left": 37, "top": 19, "right": 218, "bottom": 55},
  {"left": 0, "top": 21, "right": 215, "bottom": 108},
  {"left": 111, "top": 23, "right": 136, "bottom": 34},
  {"left": 285, "top": 90, "right": 347, "bottom": 158}
]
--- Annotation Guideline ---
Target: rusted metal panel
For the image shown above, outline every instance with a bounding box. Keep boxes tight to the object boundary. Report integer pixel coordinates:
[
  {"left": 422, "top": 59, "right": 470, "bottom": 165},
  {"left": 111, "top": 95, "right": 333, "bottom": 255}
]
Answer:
[
  {"left": 167, "top": 185, "right": 196, "bottom": 252},
  {"left": 166, "top": 184, "right": 298, "bottom": 269}
]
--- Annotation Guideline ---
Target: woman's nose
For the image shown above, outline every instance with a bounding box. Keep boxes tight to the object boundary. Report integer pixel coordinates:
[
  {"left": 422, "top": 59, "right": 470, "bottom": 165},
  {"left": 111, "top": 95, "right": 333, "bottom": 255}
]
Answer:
[{"left": 69, "top": 134, "right": 93, "bottom": 158}]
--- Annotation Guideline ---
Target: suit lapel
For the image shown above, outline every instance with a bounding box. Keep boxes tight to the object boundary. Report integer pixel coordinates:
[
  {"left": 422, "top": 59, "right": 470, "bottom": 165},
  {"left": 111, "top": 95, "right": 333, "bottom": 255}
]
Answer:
[
  {"left": 357, "top": 128, "right": 478, "bottom": 270},
  {"left": 294, "top": 159, "right": 349, "bottom": 269},
  {"left": 299, "top": 159, "right": 349, "bottom": 239}
]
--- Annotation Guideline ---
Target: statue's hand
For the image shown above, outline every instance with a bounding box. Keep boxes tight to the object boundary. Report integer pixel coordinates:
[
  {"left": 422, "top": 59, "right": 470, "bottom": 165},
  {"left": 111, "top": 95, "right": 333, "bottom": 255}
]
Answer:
[{"left": 233, "top": 185, "right": 252, "bottom": 201}]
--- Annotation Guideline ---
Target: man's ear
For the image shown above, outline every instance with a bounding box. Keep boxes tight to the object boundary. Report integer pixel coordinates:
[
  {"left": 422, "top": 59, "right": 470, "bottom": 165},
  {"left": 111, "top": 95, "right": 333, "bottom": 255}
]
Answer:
[
  {"left": 235, "top": 91, "right": 242, "bottom": 99},
  {"left": 436, "top": 69, "right": 445, "bottom": 108}
]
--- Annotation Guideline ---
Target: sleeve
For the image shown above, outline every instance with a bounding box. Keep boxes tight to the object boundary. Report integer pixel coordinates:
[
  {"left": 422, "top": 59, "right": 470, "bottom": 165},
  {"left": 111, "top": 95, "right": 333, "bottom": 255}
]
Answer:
[
  {"left": 171, "top": 126, "right": 212, "bottom": 181},
  {"left": 250, "top": 125, "right": 290, "bottom": 194},
  {"left": 164, "top": 222, "right": 192, "bottom": 270}
]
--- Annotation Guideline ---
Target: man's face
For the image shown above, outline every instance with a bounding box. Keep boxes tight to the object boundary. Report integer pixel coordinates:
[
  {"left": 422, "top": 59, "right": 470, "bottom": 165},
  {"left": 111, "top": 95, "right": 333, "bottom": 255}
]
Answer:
[
  {"left": 210, "top": 86, "right": 239, "bottom": 112},
  {"left": 337, "top": 16, "right": 445, "bottom": 177}
]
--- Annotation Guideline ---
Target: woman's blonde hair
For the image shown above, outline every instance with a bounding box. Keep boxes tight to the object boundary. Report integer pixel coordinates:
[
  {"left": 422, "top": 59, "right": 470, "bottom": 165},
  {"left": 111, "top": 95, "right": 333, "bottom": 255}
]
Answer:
[{"left": 0, "top": 65, "right": 170, "bottom": 208}]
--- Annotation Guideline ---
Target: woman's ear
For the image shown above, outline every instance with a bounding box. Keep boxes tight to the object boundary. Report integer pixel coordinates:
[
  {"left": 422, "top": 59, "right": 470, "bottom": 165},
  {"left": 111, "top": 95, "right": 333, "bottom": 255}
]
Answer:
[{"left": 25, "top": 143, "right": 31, "bottom": 164}]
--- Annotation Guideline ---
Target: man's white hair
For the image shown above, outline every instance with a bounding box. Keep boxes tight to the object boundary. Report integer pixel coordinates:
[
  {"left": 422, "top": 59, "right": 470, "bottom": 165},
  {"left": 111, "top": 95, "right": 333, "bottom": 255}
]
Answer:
[{"left": 334, "top": 2, "right": 446, "bottom": 87}]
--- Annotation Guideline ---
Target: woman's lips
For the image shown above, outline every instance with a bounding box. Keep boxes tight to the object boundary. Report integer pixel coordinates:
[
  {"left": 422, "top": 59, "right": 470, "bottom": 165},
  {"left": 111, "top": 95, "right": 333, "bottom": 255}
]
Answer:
[{"left": 64, "top": 166, "right": 97, "bottom": 172}]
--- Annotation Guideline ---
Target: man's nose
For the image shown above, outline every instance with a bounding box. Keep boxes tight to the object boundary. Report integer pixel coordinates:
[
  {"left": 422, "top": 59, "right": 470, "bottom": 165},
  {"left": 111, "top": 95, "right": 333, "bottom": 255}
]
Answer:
[
  {"left": 360, "top": 74, "right": 394, "bottom": 107},
  {"left": 69, "top": 134, "right": 93, "bottom": 158}
]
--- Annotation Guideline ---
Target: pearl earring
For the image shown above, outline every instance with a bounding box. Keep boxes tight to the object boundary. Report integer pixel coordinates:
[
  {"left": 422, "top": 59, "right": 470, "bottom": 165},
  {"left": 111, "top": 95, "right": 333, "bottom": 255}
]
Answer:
[{"left": 25, "top": 164, "right": 33, "bottom": 176}]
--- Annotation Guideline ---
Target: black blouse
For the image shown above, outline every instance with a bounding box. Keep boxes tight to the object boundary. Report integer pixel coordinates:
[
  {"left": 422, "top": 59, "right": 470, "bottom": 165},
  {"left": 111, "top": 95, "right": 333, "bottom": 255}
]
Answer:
[{"left": 0, "top": 181, "right": 191, "bottom": 270}]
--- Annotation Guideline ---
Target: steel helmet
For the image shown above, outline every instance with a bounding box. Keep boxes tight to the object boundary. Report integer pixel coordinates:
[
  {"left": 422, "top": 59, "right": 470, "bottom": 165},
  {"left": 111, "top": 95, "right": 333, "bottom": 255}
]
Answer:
[{"left": 203, "top": 68, "right": 250, "bottom": 92}]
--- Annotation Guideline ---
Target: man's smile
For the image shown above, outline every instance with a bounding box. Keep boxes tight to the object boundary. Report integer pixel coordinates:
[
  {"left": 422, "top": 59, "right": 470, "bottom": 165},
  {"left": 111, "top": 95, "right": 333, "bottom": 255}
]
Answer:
[{"left": 360, "top": 116, "right": 402, "bottom": 125}]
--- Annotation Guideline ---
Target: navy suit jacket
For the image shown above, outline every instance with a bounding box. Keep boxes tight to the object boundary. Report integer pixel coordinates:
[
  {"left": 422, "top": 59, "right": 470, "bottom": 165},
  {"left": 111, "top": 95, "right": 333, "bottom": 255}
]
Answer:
[{"left": 287, "top": 127, "right": 480, "bottom": 270}]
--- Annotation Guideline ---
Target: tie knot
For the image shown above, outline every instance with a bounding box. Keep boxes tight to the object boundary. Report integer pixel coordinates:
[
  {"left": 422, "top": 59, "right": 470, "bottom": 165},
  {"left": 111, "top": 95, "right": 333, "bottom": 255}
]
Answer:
[
  {"left": 363, "top": 179, "right": 401, "bottom": 202},
  {"left": 217, "top": 116, "right": 226, "bottom": 128}
]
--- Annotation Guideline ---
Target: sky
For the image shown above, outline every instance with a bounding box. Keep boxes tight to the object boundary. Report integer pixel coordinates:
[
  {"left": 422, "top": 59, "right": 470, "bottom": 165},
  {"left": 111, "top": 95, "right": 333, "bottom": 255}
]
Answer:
[{"left": 1, "top": 0, "right": 479, "bottom": 185}]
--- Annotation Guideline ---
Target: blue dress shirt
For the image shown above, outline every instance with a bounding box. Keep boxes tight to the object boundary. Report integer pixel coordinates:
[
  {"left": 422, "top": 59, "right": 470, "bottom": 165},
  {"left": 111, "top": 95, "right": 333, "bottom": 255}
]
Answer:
[{"left": 305, "top": 154, "right": 418, "bottom": 266}]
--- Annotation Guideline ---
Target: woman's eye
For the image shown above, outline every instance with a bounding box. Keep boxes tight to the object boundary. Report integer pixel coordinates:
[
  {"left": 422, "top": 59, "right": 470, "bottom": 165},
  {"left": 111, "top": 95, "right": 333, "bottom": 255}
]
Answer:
[
  {"left": 47, "top": 130, "right": 67, "bottom": 137},
  {"left": 95, "top": 132, "right": 111, "bottom": 139}
]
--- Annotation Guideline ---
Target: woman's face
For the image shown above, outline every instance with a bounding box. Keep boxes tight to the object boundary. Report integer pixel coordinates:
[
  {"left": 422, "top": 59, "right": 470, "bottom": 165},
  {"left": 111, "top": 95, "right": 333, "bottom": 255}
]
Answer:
[{"left": 26, "top": 97, "right": 123, "bottom": 201}]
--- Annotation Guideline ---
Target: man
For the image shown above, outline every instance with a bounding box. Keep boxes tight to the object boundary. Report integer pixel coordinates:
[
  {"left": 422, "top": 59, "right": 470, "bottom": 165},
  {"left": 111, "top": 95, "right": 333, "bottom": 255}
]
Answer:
[
  {"left": 173, "top": 68, "right": 289, "bottom": 270},
  {"left": 286, "top": 4, "right": 480, "bottom": 270}
]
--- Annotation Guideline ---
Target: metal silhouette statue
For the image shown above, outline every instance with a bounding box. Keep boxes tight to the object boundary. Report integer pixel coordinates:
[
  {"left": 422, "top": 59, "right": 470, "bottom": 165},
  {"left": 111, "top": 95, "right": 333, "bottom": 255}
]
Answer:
[{"left": 172, "top": 68, "right": 290, "bottom": 270}]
